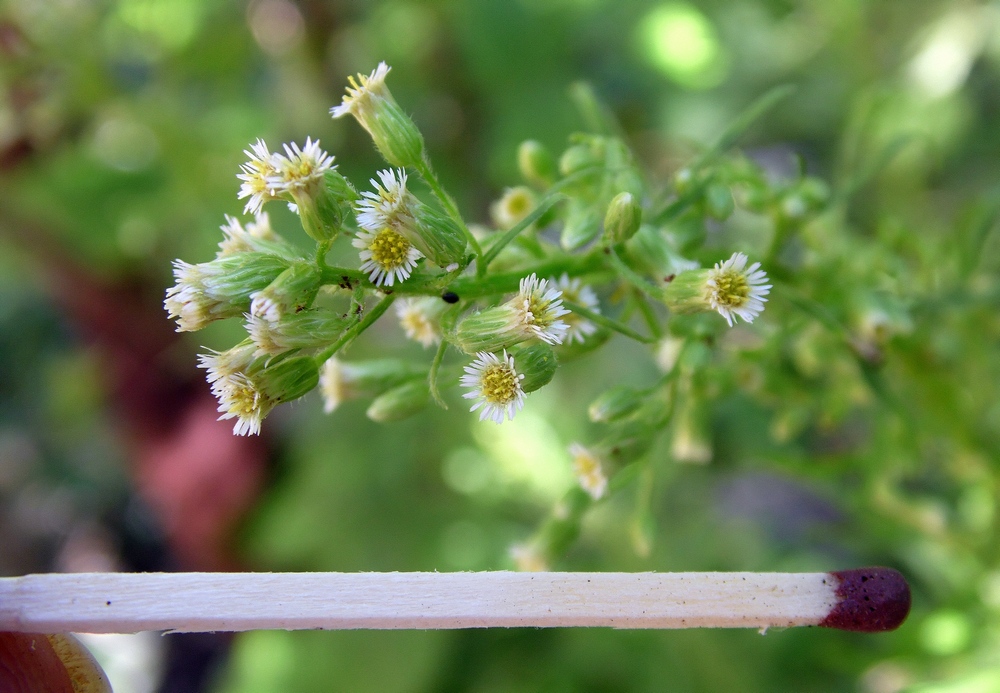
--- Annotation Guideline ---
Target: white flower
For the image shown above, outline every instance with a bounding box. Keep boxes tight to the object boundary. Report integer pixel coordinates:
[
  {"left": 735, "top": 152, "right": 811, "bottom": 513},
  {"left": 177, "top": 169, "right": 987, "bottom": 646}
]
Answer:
[
  {"left": 237, "top": 138, "right": 279, "bottom": 215},
  {"left": 330, "top": 62, "right": 392, "bottom": 120},
  {"left": 461, "top": 350, "right": 526, "bottom": 424},
  {"left": 553, "top": 274, "right": 599, "bottom": 344},
  {"left": 213, "top": 371, "right": 273, "bottom": 436},
  {"left": 197, "top": 343, "right": 256, "bottom": 389},
  {"left": 266, "top": 138, "right": 336, "bottom": 195},
  {"left": 490, "top": 186, "right": 536, "bottom": 229},
  {"left": 355, "top": 168, "right": 417, "bottom": 232},
  {"left": 395, "top": 297, "right": 443, "bottom": 348},
  {"left": 569, "top": 443, "right": 608, "bottom": 500},
  {"left": 217, "top": 213, "right": 278, "bottom": 257},
  {"left": 511, "top": 273, "right": 570, "bottom": 345},
  {"left": 319, "top": 357, "right": 348, "bottom": 413},
  {"left": 352, "top": 227, "right": 422, "bottom": 287},
  {"left": 705, "top": 252, "right": 771, "bottom": 326}
]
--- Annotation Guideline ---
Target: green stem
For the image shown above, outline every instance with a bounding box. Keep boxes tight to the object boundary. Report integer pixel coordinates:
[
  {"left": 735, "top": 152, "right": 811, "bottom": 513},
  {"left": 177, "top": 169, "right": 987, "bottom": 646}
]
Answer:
[
  {"left": 481, "top": 194, "right": 565, "bottom": 270},
  {"left": 632, "top": 291, "right": 663, "bottom": 339},
  {"left": 315, "top": 294, "right": 396, "bottom": 363},
  {"left": 446, "top": 253, "right": 608, "bottom": 300},
  {"left": 562, "top": 299, "right": 655, "bottom": 344},
  {"left": 607, "top": 247, "right": 664, "bottom": 301},
  {"left": 428, "top": 339, "right": 449, "bottom": 409}
]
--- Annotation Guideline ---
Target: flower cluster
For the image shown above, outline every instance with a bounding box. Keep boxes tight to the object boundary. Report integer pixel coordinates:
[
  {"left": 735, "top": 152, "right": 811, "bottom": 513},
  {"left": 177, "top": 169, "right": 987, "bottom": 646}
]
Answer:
[{"left": 165, "top": 61, "right": 790, "bottom": 569}]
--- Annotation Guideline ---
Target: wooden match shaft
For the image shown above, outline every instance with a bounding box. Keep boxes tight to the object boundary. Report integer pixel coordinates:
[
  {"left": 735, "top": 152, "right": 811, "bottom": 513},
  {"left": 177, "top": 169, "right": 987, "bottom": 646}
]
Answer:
[{"left": 0, "top": 568, "right": 910, "bottom": 634}]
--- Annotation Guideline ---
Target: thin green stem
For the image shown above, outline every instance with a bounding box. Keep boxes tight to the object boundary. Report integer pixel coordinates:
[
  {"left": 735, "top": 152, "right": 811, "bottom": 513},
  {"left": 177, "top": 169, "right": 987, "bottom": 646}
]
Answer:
[
  {"left": 607, "top": 247, "right": 664, "bottom": 302},
  {"left": 562, "top": 299, "right": 655, "bottom": 344},
  {"left": 428, "top": 339, "right": 449, "bottom": 409},
  {"left": 481, "top": 194, "right": 565, "bottom": 270},
  {"left": 315, "top": 294, "right": 396, "bottom": 363},
  {"left": 632, "top": 291, "right": 663, "bottom": 339}
]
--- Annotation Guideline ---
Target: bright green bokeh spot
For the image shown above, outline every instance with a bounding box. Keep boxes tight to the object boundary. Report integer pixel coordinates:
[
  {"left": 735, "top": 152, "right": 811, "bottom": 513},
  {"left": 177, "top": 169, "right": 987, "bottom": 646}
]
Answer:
[
  {"left": 637, "top": 3, "right": 728, "bottom": 89},
  {"left": 116, "top": 0, "right": 202, "bottom": 49},
  {"left": 921, "top": 610, "right": 973, "bottom": 656}
]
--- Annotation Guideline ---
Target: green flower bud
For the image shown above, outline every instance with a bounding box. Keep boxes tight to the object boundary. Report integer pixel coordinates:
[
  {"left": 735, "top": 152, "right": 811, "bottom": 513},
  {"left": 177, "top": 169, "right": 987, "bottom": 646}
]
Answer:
[
  {"left": 661, "top": 267, "right": 712, "bottom": 315},
  {"left": 561, "top": 203, "right": 601, "bottom": 251},
  {"left": 518, "top": 140, "right": 556, "bottom": 188},
  {"left": 588, "top": 385, "right": 646, "bottom": 423},
  {"left": 603, "top": 192, "right": 642, "bottom": 244},
  {"left": 454, "top": 305, "right": 525, "bottom": 354},
  {"left": 294, "top": 169, "right": 358, "bottom": 242},
  {"left": 319, "top": 357, "right": 424, "bottom": 413},
  {"left": 366, "top": 380, "right": 430, "bottom": 422},
  {"left": 412, "top": 204, "right": 468, "bottom": 268},
  {"left": 249, "top": 261, "right": 321, "bottom": 324},
  {"left": 165, "top": 252, "right": 291, "bottom": 332},
  {"left": 330, "top": 62, "right": 425, "bottom": 169},
  {"left": 705, "top": 183, "right": 734, "bottom": 221},
  {"left": 246, "top": 309, "right": 349, "bottom": 356},
  {"left": 252, "top": 355, "right": 320, "bottom": 404},
  {"left": 511, "top": 343, "right": 558, "bottom": 393},
  {"left": 559, "top": 142, "right": 602, "bottom": 178}
]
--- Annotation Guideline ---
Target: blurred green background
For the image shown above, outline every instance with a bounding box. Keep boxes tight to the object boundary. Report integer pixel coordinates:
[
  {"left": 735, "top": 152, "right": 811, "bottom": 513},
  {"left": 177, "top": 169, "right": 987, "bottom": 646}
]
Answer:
[{"left": 3, "top": 0, "right": 1000, "bottom": 691}]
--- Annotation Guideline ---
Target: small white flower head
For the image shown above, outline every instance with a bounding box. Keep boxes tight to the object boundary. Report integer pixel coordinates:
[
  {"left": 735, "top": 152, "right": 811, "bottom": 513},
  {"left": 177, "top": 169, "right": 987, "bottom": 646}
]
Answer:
[
  {"left": 249, "top": 292, "right": 281, "bottom": 324},
  {"left": 569, "top": 443, "right": 608, "bottom": 500},
  {"left": 198, "top": 343, "right": 257, "bottom": 389},
  {"left": 217, "top": 213, "right": 279, "bottom": 257},
  {"left": 461, "top": 350, "right": 526, "bottom": 424},
  {"left": 490, "top": 186, "right": 536, "bottom": 229},
  {"left": 553, "top": 274, "right": 599, "bottom": 344},
  {"left": 319, "top": 357, "right": 359, "bottom": 413},
  {"left": 509, "top": 543, "right": 549, "bottom": 572},
  {"left": 214, "top": 371, "right": 274, "bottom": 436},
  {"left": 237, "top": 138, "right": 279, "bottom": 215},
  {"left": 705, "top": 252, "right": 771, "bottom": 326},
  {"left": 164, "top": 262, "right": 211, "bottom": 332},
  {"left": 352, "top": 227, "right": 422, "bottom": 287},
  {"left": 355, "top": 168, "right": 418, "bottom": 232},
  {"left": 395, "top": 297, "right": 443, "bottom": 348},
  {"left": 330, "top": 62, "right": 392, "bottom": 120},
  {"left": 266, "top": 138, "right": 336, "bottom": 195},
  {"left": 511, "top": 273, "right": 571, "bottom": 345}
]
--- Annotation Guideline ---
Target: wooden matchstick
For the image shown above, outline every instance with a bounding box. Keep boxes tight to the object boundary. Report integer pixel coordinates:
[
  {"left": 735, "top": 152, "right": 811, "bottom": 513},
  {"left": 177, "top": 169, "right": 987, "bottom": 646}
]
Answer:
[{"left": 0, "top": 568, "right": 910, "bottom": 635}]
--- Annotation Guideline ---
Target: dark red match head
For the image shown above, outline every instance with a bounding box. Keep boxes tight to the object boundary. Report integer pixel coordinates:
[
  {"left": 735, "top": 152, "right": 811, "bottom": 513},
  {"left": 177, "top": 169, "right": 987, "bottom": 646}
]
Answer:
[{"left": 820, "top": 567, "right": 911, "bottom": 632}]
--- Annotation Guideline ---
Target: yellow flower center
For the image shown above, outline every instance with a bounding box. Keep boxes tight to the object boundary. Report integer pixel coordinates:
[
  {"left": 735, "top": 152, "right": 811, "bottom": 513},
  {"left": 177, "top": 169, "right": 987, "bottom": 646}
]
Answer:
[
  {"left": 480, "top": 363, "right": 519, "bottom": 405},
  {"left": 525, "top": 294, "right": 554, "bottom": 328},
  {"left": 712, "top": 269, "right": 750, "bottom": 307},
  {"left": 369, "top": 229, "right": 412, "bottom": 270}
]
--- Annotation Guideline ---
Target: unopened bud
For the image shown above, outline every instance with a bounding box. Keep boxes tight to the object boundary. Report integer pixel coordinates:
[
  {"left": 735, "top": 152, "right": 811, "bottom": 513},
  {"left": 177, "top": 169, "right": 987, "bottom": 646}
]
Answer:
[
  {"left": 559, "top": 138, "right": 604, "bottom": 177},
  {"left": 511, "top": 343, "right": 558, "bottom": 393},
  {"left": 253, "top": 355, "right": 320, "bottom": 404},
  {"left": 603, "top": 192, "right": 642, "bottom": 244},
  {"left": 320, "top": 357, "right": 424, "bottom": 413},
  {"left": 705, "top": 183, "right": 734, "bottom": 221},
  {"left": 561, "top": 204, "right": 601, "bottom": 251},
  {"left": 247, "top": 309, "right": 349, "bottom": 356},
  {"left": 412, "top": 204, "right": 469, "bottom": 267},
  {"left": 588, "top": 385, "right": 646, "bottom": 423},
  {"left": 518, "top": 140, "right": 556, "bottom": 187},
  {"left": 366, "top": 379, "right": 430, "bottom": 422}
]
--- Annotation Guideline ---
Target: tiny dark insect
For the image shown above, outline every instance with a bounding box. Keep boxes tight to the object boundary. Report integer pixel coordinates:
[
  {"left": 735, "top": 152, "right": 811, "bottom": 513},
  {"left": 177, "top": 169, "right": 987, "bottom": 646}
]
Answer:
[{"left": 441, "top": 291, "right": 459, "bottom": 304}]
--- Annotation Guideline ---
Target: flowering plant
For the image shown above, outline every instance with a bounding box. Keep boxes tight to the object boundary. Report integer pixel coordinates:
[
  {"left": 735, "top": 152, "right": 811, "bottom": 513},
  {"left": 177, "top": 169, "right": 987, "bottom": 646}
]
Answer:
[{"left": 164, "top": 63, "right": 830, "bottom": 567}]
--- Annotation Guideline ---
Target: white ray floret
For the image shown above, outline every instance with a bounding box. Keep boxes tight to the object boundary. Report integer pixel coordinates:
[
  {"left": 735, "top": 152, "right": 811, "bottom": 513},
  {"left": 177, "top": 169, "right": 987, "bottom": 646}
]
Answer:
[
  {"left": 355, "top": 168, "right": 416, "bottom": 232},
  {"left": 236, "top": 138, "right": 279, "bottom": 215},
  {"left": 554, "top": 274, "right": 599, "bottom": 344},
  {"left": 512, "top": 273, "right": 571, "bottom": 345},
  {"left": 266, "top": 138, "right": 336, "bottom": 194}
]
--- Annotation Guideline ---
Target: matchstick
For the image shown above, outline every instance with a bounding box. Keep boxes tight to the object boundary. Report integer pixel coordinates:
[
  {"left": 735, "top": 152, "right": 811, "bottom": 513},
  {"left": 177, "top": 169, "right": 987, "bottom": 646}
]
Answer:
[{"left": 0, "top": 568, "right": 910, "bottom": 635}]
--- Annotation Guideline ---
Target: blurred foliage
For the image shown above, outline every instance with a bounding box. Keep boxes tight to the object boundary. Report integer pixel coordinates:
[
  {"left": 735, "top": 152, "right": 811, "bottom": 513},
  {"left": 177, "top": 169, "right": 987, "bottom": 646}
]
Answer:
[{"left": 4, "top": 0, "right": 1000, "bottom": 692}]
